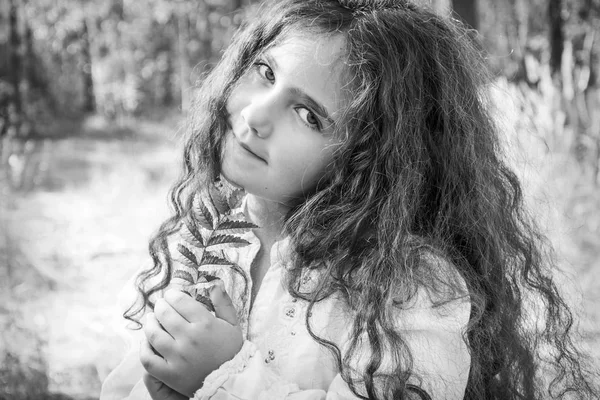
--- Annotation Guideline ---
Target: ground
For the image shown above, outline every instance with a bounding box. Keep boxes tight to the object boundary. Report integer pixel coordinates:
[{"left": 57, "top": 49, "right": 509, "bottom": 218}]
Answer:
[
  {"left": 1, "top": 113, "right": 180, "bottom": 398},
  {"left": 0, "top": 91, "right": 599, "bottom": 398}
]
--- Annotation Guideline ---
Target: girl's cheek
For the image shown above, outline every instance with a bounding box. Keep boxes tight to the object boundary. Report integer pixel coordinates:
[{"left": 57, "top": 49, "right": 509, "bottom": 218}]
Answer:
[{"left": 227, "top": 82, "right": 252, "bottom": 114}]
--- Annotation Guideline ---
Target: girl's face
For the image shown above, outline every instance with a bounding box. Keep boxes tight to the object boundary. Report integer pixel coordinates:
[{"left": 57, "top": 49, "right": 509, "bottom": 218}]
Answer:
[{"left": 221, "top": 33, "right": 348, "bottom": 207}]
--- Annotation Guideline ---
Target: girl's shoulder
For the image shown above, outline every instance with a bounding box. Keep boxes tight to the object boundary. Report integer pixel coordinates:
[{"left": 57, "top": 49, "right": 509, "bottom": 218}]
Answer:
[
  {"left": 391, "top": 248, "right": 470, "bottom": 324},
  {"left": 420, "top": 250, "right": 469, "bottom": 299}
]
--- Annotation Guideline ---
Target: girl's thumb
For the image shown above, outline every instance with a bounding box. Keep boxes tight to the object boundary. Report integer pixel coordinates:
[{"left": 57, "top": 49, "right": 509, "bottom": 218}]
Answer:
[{"left": 209, "top": 281, "right": 238, "bottom": 326}]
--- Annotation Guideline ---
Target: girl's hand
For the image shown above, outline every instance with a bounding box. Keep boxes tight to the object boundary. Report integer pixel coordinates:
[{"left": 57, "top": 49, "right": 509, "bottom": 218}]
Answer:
[
  {"left": 142, "top": 372, "right": 187, "bottom": 400},
  {"left": 140, "top": 284, "right": 243, "bottom": 397}
]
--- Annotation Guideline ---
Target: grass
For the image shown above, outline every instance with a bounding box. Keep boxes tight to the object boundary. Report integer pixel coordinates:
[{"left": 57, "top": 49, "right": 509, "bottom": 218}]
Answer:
[{"left": 0, "top": 78, "right": 599, "bottom": 398}]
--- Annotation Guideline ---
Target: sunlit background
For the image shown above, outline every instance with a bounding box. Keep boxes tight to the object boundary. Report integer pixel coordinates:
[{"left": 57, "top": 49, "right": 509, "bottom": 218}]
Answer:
[{"left": 0, "top": 0, "right": 599, "bottom": 398}]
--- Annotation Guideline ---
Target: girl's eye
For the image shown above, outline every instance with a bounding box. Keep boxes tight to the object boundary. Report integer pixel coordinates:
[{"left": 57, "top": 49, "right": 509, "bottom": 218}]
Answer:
[
  {"left": 256, "top": 62, "right": 275, "bottom": 82},
  {"left": 296, "top": 107, "right": 321, "bottom": 130}
]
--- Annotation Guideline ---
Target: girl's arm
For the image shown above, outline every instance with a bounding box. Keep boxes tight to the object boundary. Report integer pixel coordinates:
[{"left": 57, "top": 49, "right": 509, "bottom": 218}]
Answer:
[
  {"left": 100, "top": 219, "right": 247, "bottom": 400},
  {"left": 101, "top": 277, "right": 469, "bottom": 400},
  {"left": 192, "top": 286, "right": 471, "bottom": 400},
  {"left": 99, "top": 270, "right": 153, "bottom": 400},
  {"left": 100, "top": 345, "right": 153, "bottom": 400}
]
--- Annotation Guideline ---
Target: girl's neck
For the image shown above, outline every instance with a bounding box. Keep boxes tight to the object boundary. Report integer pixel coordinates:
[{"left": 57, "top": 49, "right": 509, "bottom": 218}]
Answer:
[{"left": 245, "top": 194, "right": 289, "bottom": 245}]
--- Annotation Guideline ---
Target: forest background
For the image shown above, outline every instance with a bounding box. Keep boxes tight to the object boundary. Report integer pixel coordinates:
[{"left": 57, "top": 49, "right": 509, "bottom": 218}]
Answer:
[{"left": 1, "top": 0, "right": 599, "bottom": 398}]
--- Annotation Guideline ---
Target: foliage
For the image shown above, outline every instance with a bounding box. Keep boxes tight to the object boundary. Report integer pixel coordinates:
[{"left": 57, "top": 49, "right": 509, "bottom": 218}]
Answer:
[
  {"left": 0, "top": 114, "right": 181, "bottom": 398},
  {"left": 0, "top": 0, "right": 598, "bottom": 132},
  {"left": 173, "top": 180, "right": 256, "bottom": 310},
  {"left": 0, "top": 0, "right": 257, "bottom": 129}
]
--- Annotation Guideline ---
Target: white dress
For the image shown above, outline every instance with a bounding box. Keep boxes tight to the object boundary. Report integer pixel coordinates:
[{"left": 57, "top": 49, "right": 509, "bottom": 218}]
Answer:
[{"left": 100, "top": 223, "right": 471, "bottom": 400}]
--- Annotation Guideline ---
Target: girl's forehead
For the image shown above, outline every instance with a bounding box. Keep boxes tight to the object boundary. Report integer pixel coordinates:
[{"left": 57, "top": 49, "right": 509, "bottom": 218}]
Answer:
[
  {"left": 268, "top": 30, "right": 348, "bottom": 66},
  {"left": 266, "top": 34, "right": 350, "bottom": 120}
]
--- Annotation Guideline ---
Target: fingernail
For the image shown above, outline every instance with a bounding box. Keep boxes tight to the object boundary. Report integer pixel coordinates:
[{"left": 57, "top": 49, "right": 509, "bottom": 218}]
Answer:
[{"left": 209, "top": 279, "right": 225, "bottom": 293}]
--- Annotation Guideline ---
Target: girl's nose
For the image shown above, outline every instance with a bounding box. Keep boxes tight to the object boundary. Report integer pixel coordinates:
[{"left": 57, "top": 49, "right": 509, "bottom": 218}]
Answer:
[{"left": 240, "top": 93, "right": 276, "bottom": 139}]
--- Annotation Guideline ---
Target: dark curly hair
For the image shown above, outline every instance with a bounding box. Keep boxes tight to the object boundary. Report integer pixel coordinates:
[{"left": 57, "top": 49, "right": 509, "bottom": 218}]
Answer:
[{"left": 125, "top": 0, "right": 598, "bottom": 399}]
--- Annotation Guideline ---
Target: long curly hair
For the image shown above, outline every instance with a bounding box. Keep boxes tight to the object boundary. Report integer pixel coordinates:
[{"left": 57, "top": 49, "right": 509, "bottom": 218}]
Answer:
[{"left": 125, "top": 0, "right": 598, "bottom": 398}]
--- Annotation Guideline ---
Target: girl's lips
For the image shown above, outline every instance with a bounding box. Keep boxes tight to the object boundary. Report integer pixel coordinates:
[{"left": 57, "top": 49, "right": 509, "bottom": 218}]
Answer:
[{"left": 239, "top": 141, "right": 267, "bottom": 163}]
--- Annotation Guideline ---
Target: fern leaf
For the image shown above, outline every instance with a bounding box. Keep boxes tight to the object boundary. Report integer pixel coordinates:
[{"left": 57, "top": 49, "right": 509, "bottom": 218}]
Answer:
[
  {"left": 181, "top": 289, "right": 194, "bottom": 299},
  {"left": 192, "top": 194, "right": 214, "bottom": 229},
  {"left": 198, "top": 272, "right": 220, "bottom": 283},
  {"left": 209, "top": 184, "right": 230, "bottom": 214},
  {"left": 207, "top": 234, "right": 250, "bottom": 248},
  {"left": 182, "top": 219, "right": 204, "bottom": 248},
  {"left": 200, "top": 251, "right": 231, "bottom": 266},
  {"left": 217, "top": 219, "right": 258, "bottom": 232},
  {"left": 174, "top": 269, "right": 196, "bottom": 284},
  {"left": 178, "top": 243, "right": 199, "bottom": 268},
  {"left": 177, "top": 255, "right": 198, "bottom": 270},
  {"left": 195, "top": 294, "right": 215, "bottom": 312},
  {"left": 214, "top": 177, "right": 245, "bottom": 210}
]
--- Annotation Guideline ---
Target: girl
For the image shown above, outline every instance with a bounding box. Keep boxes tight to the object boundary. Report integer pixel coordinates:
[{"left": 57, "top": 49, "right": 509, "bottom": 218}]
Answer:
[{"left": 100, "top": 0, "right": 598, "bottom": 399}]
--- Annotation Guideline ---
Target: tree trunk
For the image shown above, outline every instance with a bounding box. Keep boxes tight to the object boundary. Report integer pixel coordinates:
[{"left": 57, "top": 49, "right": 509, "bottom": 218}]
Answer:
[
  {"left": 513, "top": 0, "right": 528, "bottom": 52},
  {"left": 504, "top": 0, "right": 529, "bottom": 82},
  {"left": 162, "top": 51, "right": 174, "bottom": 106},
  {"left": 231, "top": 0, "right": 244, "bottom": 10},
  {"left": 198, "top": 0, "right": 213, "bottom": 64},
  {"left": 0, "top": 3, "right": 8, "bottom": 139},
  {"left": 161, "top": 19, "right": 175, "bottom": 107},
  {"left": 549, "top": 0, "right": 564, "bottom": 76},
  {"left": 452, "top": 0, "right": 478, "bottom": 30},
  {"left": 80, "top": 19, "right": 95, "bottom": 112},
  {"left": 23, "top": 23, "right": 36, "bottom": 90},
  {"left": 8, "top": 0, "right": 22, "bottom": 137},
  {"left": 22, "top": 20, "right": 51, "bottom": 109},
  {"left": 178, "top": 12, "right": 190, "bottom": 112}
]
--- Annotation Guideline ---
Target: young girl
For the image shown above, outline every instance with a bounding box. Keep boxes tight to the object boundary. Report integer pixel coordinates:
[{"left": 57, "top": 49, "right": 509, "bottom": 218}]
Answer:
[{"left": 100, "top": 0, "right": 597, "bottom": 399}]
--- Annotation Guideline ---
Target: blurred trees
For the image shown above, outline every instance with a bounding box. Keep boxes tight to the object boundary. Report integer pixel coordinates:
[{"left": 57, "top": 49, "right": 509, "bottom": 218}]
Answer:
[
  {"left": 0, "top": 0, "right": 599, "bottom": 182},
  {"left": 0, "top": 0, "right": 255, "bottom": 191},
  {"left": 549, "top": 0, "right": 565, "bottom": 75},
  {"left": 0, "top": 0, "right": 253, "bottom": 136},
  {"left": 452, "top": 0, "right": 479, "bottom": 29},
  {"left": 440, "top": 0, "right": 600, "bottom": 183},
  {"left": 0, "top": 0, "right": 597, "bottom": 122}
]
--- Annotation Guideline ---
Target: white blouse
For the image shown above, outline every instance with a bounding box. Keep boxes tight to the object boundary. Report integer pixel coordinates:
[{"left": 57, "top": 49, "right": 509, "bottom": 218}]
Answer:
[{"left": 100, "top": 226, "right": 471, "bottom": 400}]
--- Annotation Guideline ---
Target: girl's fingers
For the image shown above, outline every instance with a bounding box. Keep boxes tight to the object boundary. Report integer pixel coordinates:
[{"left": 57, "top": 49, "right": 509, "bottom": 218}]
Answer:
[
  {"left": 144, "top": 312, "right": 175, "bottom": 357},
  {"left": 209, "top": 281, "right": 238, "bottom": 326},
  {"left": 154, "top": 297, "right": 189, "bottom": 335},
  {"left": 140, "top": 336, "right": 169, "bottom": 378},
  {"left": 143, "top": 372, "right": 188, "bottom": 400},
  {"left": 163, "top": 289, "right": 211, "bottom": 323}
]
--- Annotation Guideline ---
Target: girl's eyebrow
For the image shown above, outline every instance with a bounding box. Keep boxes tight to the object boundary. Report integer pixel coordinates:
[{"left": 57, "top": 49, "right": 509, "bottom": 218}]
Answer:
[{"left": 264, "top": 52, "right": 336, "bottom": 127}]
